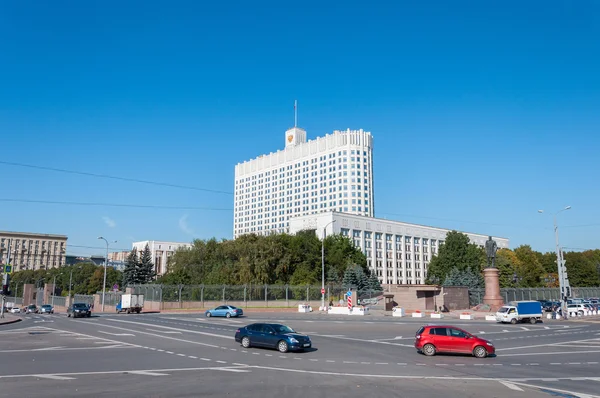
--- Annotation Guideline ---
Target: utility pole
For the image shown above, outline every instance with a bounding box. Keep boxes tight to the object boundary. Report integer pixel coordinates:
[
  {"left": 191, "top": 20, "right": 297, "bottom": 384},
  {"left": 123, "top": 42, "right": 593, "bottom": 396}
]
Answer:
[{"left": 321, "top": 220, "right": 336, "bottom": 311}]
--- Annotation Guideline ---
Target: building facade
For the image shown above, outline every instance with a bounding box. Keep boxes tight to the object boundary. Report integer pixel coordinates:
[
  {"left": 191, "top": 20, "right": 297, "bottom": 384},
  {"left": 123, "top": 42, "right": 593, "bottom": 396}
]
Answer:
[
  {"left": 108, "top": 251, "right": 130, "bottom": 262},
  {"left": 132, "top": 240, "right": 193, "bottom": 276},
  {"left": 289, "top": 211, "right": 510, "bottom": 285},
  {"left": 234, "top": 127, "right": 374, "bottom": 238},
  {"left": 0, "top": 230, "right": 68, "bottom": 271}
]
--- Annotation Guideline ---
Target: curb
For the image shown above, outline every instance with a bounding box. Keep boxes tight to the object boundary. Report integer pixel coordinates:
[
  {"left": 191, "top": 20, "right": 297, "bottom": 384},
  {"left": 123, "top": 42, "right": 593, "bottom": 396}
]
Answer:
[{"left": 0, "top": 318, "right": 22, "bottom": 326}]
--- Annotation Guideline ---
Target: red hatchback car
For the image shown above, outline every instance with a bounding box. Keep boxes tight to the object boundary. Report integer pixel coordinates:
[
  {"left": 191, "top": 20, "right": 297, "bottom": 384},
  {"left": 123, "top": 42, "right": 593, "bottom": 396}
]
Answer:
[{"left": 415, "top": 325, "right": 495, "bottom": 358}]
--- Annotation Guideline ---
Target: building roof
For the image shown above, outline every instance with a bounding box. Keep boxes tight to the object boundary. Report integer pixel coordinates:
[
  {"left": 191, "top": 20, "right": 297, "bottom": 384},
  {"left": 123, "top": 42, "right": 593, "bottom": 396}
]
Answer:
[{"left": 0, "top": 230, "right": 68, "bottom": 239}]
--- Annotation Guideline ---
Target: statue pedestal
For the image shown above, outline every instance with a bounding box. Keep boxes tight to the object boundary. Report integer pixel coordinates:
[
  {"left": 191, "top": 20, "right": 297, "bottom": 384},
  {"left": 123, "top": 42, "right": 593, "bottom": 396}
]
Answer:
[{"left": 483, "top": 268, "right": 503, "bottom": 311}]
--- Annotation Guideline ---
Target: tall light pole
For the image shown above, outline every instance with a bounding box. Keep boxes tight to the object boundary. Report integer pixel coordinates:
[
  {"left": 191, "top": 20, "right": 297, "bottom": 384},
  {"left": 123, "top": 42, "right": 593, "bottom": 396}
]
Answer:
[
  {"left": 51, "top": 273, "right": 62, "bottom": 308},
  {"left": 68, "top": 266, "right": 82, "bottom": 303},
  {"left": 98, "top": 237, "right": 116, "bottom": 312},
  {"left": 538, "top": 206, "right": 571, "bottom": 319},
  {"left": 321, "top": 220, "right": 337, "bottom": 311}
]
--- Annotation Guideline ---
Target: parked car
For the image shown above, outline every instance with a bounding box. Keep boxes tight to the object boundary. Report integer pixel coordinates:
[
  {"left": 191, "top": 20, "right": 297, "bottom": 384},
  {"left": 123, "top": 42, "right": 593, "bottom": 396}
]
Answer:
[
  {"left": 10, "top": 307, "right": 21, "bottom": 314},
  {"left": 205, "top": 305, "right": 243, "bottom": 318},
  {"left": 40, "top": 304, "right": 54, "bottom": 314},
  {"left": 26, "top": 304, "right": 39, "bottom": 314},
  {"left": 67, "top": 303, "right": 92, "bottom": 318},
  {"left": 414, "top": 325, "right": 495, "bottom": 358},
  {"left": 234, "top": 323, "right": 312, "bottom": 353}
]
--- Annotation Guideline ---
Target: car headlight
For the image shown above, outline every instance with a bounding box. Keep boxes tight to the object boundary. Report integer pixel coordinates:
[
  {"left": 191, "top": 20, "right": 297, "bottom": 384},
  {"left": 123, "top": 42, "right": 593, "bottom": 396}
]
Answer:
[
  {"left": 486, "top": 342, "right": 494, "bottom": 346},
  {"left": 289, "top": 338, "right": 299, "bottom": 344}
]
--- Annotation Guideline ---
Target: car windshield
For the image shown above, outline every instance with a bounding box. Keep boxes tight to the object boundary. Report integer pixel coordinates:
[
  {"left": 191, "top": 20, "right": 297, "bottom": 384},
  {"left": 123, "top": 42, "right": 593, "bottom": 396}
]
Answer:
[
  {"left": 73, "top": 304, "right": 88, "bottom": 308},
  {"left": 272, "top": 325, "right": 295, "bottom": 334},
  {"left": 42, "top": 305, "right": 51, "bottom": 308},
  {"left": 497, "top": 307, "right": 509, "bottom": 313}
]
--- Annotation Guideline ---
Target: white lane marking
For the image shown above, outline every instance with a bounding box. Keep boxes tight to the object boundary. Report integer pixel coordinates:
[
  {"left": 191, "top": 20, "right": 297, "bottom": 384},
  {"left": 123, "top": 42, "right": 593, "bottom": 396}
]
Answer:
[
  {"left": 165, "top": 351, "right": 174, "bottom": 354},
  {"left": 478, "top": 331, "right": 485, "bottom": 334},
  {"left": 216, "top": 368, "right": 251, "bottom": 373},
  {"left": 200, "top": 358, "right": 211, "bottom": 361},
  {"left": 501, "top": 349, "right": 600, "bottom": 357},
  {"left": 106, "top": 319, "right": 233, "bottom": 340},
  {"left": 145, "top": 329, "right": 182, "bottom": 334},
  {"left": 189, "top": 356, "right": 197, "bottom": 359},
  {"left": 97, "top": 331, "right": 135, "bottom": 337},
  {"left": 130, "top": 371, "right": 170, "bottom": 376},
  {"left": 520, "top": 327, "right": 530, "bottom": 331},
  {"left": 35, "top": 375, "right": 76, "bottom": 380},
  {"left": 499, "top": 381, "right": 524, "bottom": 391},
  {"left": 507, "top": 380, "right": 598, "bottom": 398},
  {"left": 177, "top": 354, "right": 186, "bottom": 357},
  {"left": 544, "top": 326, "right": 550, "bottom": 329}
]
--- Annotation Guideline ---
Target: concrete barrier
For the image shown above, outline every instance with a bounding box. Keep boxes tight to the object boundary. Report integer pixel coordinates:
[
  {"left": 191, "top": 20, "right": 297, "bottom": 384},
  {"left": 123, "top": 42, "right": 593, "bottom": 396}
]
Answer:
[
  {"left": 460, "top": 314, "right": 474, "bottom": 320},
  {"left": 328, "top": 307, "right": 349, "bottom": 315},
  {"left": 430, "top": 313, "right": 443, "bottom": 319},
  {"left": 298, "top": 305, "right": 311, "bottom": 313},
  {"left": 349, "top": 307, "right": 368, "bottom": 316},
  {"left": 392, "top": 307, "right": 405, "bottom": 317},
  {"left": 485, "top": 315, "right": 497, "bottom": 321},
  {"left": 412, "top": 312, "right": 425, "bottom": 318}
]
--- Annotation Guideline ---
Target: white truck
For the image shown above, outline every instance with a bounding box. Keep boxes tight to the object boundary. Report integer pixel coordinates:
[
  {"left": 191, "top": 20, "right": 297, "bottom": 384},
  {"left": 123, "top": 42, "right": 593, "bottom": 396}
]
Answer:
[
  {"left": 116, "top": 294, "right": 144, "bottom": 314},
  {"left": 495, "top": 300, "right": 543, "bottom": 324}
]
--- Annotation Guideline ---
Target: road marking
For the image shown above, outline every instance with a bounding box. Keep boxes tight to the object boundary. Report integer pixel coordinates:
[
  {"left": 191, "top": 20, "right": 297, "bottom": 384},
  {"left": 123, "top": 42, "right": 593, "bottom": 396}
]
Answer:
[
  {"left": 216, "top": 368, "right": 251, "bottom": 373},
  {"left": 501, "top": 349, "right": 600, "bottom": 357},
  {"left": 177, "top": 354, "right": 186, "bottom": 357},
  {"left": 499, "top": 381, "right": 524, "bottom": 391},
  {"left": 189, "top": 356, "right": 197, "bottom": 359},
  {"left": 544, "top": 326, "right": 550, "bottom": 329},
  {"left": 216, "top": 360, "right": 227, "bottom": 364},
  {"left": 130, "top": 371, "right": 170, "bottom": 376},
  {"left": 200, "top": 358, "right": 211, "bottom": 361},
  {"left": 106, "top": 319, "right": 233, "bottom": 340},
  {"left": 165, "top": 351, "right": 174, "bottom": 354},
  {"left": 97, "top": 331, "right": 135, "bottom": 337},
  {"left": 145, "top": 329, "right": 182, "bottom": 334},
  {"left": 35, "top": 375, "right": 76, "bottom": 380}
]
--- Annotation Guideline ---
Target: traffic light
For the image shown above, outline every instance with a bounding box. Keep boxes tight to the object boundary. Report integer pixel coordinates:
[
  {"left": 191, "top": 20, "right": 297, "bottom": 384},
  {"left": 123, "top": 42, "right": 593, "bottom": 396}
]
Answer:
[
  {"left": 1, "top": 285, "right": 9, "bottom": 296},
  {"left": 565, "top": 287, "right": 571, "bottom": 297}
]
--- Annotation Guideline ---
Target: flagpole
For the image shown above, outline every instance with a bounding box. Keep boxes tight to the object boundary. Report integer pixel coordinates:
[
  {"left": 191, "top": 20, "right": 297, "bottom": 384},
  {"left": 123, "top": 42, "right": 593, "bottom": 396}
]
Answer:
[{"left": 294, "top": 100, "right": 297, "bottom": 127}]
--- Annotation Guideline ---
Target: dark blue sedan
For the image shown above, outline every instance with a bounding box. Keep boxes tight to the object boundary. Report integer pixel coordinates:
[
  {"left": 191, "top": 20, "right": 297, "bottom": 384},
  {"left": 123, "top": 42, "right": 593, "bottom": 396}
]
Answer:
[
  {"left": 205, "top": 305, "right": 243, "bottom": 318},
  {"left": 234, "top": 323, "right": 312, "bottom": 353}
]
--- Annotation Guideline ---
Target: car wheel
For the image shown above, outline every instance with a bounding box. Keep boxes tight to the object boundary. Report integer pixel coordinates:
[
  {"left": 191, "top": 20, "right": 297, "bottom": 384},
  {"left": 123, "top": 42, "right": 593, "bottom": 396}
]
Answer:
[
  {"left": 473, "top": 346, "right": 488, "bottom": 358},
  {"left": 510, "top": 318, "right": 517, "bottom": 324},
  {"left": 277, "top": 340, "right": 289, "bottom": 353},
  {"left": 241, "top": 336, "right": 251, "bottom": 348},
  {"left": 206, "top": 312, "right": 212, "bottom": 317},
  {"left": 226, "top": 313, "right": 231, "bottom": 318},
  {"left": 529, "top": 317, "right": 537, "bottom": 324},
  {"left": 423, "top": 344, "right": 436, "bottom": 356}
]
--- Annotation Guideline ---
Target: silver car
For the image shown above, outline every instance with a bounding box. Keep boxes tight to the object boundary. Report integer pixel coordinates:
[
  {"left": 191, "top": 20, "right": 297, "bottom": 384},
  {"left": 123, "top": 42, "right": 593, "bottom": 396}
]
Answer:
[{"left": 40, "top": 304, "right": 54, "bottom": 314}]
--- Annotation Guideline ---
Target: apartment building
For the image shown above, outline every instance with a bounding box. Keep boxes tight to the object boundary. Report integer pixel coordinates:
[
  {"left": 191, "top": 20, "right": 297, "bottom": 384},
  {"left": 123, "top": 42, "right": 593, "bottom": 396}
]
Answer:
[
  {"left": 0, "top": 230, "right": 68, "bottom": 271},
  {"left": 132, "top": 240, "right": 193, "bottom": 276}
]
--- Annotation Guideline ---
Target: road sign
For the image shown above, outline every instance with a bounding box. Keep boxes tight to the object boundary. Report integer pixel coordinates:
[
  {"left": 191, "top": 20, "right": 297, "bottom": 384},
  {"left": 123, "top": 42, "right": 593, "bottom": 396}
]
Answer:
[
  {"left": 320, "top": 288, "right": 325, "bottom": 295},
  {"left": 347, "top": 295, "right": 352, "bottom": 311},
  {"left": 112, "top": 283, "right": 119, "bottom": 292},
  {"left": 346, "top": 290, "right": 352, "bottom": 297},
  {"left": 3, "top": 265, "right": 12, "bottom": 274}
]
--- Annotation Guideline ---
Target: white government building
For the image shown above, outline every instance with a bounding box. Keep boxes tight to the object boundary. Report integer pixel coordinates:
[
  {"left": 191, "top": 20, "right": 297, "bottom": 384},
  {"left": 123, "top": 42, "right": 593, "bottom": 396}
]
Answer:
[
  {"left": 234, "top": 125, "right": 374, "bottom": 238},
  {"left": 132, "top": 240, "right": 193, "bottom": 276},
  {"left": 289, "top": 211, "right": 509, "bottom": 285},
  {"left": 234, "top": 120, "right": 510, "bottom": 284}
]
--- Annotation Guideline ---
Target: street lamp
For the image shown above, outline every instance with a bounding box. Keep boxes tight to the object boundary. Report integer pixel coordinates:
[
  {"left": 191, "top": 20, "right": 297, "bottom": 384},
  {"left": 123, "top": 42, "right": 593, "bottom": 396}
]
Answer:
[
  {"left": 51, "top": 273, "right": 62, "bottom": 308},
  {"left": 98, "top": 237, "right": 117, "bottom": 312},
  {"left": 538, "top": 206, "right": 571, "bottom": 319},
  {"left": 68, "top": 266, "right": 82, "bottom": 302},
  {"left": 321, "top": 220, "right": 337, "bottom": 311}
]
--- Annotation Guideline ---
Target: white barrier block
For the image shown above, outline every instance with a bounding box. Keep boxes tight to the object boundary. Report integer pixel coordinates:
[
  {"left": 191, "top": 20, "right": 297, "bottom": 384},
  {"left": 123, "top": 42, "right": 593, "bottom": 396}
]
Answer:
[
  {"left": 556, "top": 313, "right": 562, "bottom": 319},
  {"left": 584, "top": 310, "right": 589, "bottom": 316},
  {"left": 328, "top": 307, "right": 350, "bottom": 315},
  {"left": 486, "top": 315, "right": 497, "bottom": 321},
  {"left": 430, "top": 313, "right": 444, "bottom": 319},
  {"left": 349, "top": 307, "right": 368, "bottom": 316},
  {"left": 412, "top": 312, "right": 425, "bottom": 318},
  {"left": 546, "top": 313, "right": 552, "bottom": 319},
  {"left": 460, "top": 314, "right": 474, "bottom": 320},
  {"left": 392, "top": 308, "right": 405, "bottom": 317},
  {"left": 298, "top": 304, "right": 311, "bottom": 313}
]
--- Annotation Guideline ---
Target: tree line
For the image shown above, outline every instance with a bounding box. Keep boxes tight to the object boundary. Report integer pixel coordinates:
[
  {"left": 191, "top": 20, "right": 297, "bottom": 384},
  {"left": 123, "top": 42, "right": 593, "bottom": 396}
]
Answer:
[
  {"left": 157, "top": 231, "right": 375, "bottom": 288},
  {"left": 425, "top": 231, "right": 600, "bottom": 289}
]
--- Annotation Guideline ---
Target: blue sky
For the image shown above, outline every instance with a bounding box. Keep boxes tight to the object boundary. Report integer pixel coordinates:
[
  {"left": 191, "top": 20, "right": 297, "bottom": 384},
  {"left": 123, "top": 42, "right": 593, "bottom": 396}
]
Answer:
[{"left": 1, "top": 1, "right": 599, "bottom": 257}]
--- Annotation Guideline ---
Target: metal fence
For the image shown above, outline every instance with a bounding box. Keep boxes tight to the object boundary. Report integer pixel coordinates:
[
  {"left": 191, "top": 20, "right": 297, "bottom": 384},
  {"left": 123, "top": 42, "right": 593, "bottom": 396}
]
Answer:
[
  {"left": 74, "top": 294, "right": 95, "bottom": 306},
  {"left": 50, "top": 295, "right": 66, "bottom": 307},
  {"left": 1, "top": 296, "right": 23, "bottom": 306},
  {"left": 469, "top": 287, "right": 600, "bottom": 306},
  {"left": 128, "top": 284, "right": 383, "bottom": 307}
]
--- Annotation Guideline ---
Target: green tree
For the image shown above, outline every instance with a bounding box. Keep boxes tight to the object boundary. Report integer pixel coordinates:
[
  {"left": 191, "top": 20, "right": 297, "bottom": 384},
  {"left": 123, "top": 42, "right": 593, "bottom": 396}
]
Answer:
[
  {"left": 138, "top": 244, "right": 156, "bottom": 283},
  {"left": 442, "top": 266, "right": 484, "bottom": 290},
  {"left": 366, "top": 270, "right": 382, "bottom": 292},
  {"left": 342, "top": 264, "right": 369, "bottom": 293},
  {"left": 123, "top": 248, "right": 141, "bottom": 286},
  {"left": 564, "top": 251, "right": 600, "bottom": 287},
  {"left": 425, "top": 231, "right": 485, "bottom": 284},
  {"left": 514, "top": 245, "right": 545, "bottom": 287},
  {"left": 495, "top": 248, "right": 523, "bottom": 288}
]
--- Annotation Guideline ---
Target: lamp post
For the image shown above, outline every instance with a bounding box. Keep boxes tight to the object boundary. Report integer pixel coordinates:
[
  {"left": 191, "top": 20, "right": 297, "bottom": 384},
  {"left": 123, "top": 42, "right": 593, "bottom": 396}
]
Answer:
[
  {"left": 68, "top": 266, "right": 82, "bottom": 303},
  {"left": 98, "top": 237, "right": 116, "bottom": 312},
  {"left": 51, "top": 273, "right": 62, "bottom": 308},
  {"left": 538, "top": 206, "right": 571, "bottom": 319},
  {"left": 321, "top": 220, "right": 337, "bottom": 311}
]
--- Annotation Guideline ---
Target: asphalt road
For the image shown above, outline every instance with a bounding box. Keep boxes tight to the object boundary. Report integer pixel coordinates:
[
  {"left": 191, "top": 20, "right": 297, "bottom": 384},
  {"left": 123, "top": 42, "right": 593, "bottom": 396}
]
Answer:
[{"left": 1, "top": 311, "right": 600, "bottom": 398}]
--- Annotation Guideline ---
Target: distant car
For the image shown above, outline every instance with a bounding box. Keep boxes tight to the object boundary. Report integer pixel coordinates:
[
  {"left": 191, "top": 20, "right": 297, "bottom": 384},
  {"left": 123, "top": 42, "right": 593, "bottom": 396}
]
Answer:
[
  {"left": 10, "top": 307, "right": 21, "bottom": 314},
  {"left": 205, "top": 305, "right": 243, "bottom": 318},
  {"left": 235, "top": 323, "right": 312, "bottom": 353},
  {"left": 40, "top": 305, "right": 54, "bottom": 314},
  {"left": 415, "top": 325, "right": 495, "bottom": 358},
  {"left": 68, "top": 303, "right": 91, "bottom": 318},
  {"left": 26, "top": 304, "right": 39, "bottom": 314}
]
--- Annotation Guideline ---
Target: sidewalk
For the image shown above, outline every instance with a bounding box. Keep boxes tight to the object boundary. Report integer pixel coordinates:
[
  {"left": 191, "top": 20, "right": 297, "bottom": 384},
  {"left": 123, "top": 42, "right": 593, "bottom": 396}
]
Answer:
[{"left": 0, "top": 313, "right": 22, "bottom": 325}]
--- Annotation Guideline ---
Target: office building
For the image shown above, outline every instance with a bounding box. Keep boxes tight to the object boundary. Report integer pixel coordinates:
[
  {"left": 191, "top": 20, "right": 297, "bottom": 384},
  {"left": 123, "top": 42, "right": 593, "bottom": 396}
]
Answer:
[
  {"left": 289, "top": 211, "right": 510, "bottom": 285},
  {"left": 234, "top": 126, "right": 374, "bottom": 238},
  {"left": 0, "top": 230, "right": 68, "bottom": 271},
  {"left": 132, "top": 240, "right": 193, "bottom": 276}
]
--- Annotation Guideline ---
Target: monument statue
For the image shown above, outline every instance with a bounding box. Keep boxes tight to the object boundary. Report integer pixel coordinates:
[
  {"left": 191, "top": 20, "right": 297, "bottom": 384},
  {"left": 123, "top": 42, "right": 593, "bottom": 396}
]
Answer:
[{"left": 485, "top": 236, "right": 498, "bottom": 268}]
